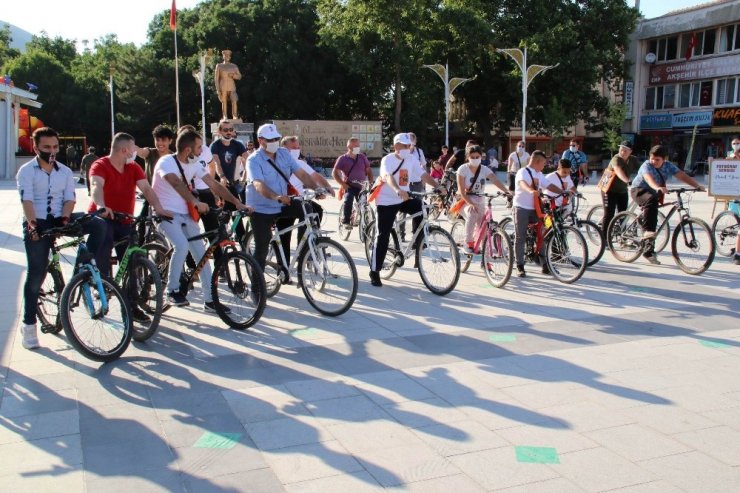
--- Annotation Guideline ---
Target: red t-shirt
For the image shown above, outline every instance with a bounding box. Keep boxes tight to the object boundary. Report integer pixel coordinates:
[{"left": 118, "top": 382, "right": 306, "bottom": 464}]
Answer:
[{"left": 87, "top": 157, "right": 146, "bottom": 215}]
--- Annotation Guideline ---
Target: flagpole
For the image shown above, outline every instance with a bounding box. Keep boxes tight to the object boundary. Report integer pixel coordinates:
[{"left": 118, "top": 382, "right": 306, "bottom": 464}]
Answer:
[
  {"left": 109, "top": 66, "right": 115, "bottom": 140},
  {"left": 174, "top": 28, "right": 181, "bottom": 129}
]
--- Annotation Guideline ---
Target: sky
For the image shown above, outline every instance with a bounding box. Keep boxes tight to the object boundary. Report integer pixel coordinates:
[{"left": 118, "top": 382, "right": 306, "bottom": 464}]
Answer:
[{"left": 1, "top": 0, "right": 711, "bottom": 49}]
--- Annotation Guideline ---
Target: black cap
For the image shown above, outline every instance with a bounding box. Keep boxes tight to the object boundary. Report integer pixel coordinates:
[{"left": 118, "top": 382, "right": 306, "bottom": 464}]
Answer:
[{"left": 619, "top": 140, "right": 632, "bottom": 150}]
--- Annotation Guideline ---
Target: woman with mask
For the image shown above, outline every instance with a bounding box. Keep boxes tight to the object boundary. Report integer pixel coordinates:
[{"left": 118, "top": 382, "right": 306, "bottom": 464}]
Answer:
[{"left": 507, "top": 141, "right": 529, "bottom": 208}]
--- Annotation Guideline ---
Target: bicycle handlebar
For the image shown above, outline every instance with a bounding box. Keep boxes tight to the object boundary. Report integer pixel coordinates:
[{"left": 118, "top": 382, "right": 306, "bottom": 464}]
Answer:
[
  {"left": 666, "top": 187, "right": 703, "bottom": 194},
  {"left": 37, "top": 209, "right": 108, "bottom": 238},
  {"left": 469, "top": 191, "right": 511, "bottom": 199}
]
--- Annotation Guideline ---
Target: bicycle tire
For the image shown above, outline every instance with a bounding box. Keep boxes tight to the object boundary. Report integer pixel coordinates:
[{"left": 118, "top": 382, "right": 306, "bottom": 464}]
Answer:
[
  {"left": 577, "top": 219, "right": 606, "bottom": 267},
  {"left": 60, "top": 271, "right": 132, "bottom": 362},
  {"left": 126, "top": 254, "right": 163, "bottom": 342},
  {"left": 586, "top": 204, "right": 604, "bottom": 228},
  {"left": 143, "top": 242, "right": 170, "bottom": 286},
  {"left": 607, "top": 211, "right": 644, "bottom": 263},
  {"left": 363, "top": 220, "right": 400, "bottom": 279},
  {"left": 545, "top": 225, "right": 587, "bottom": 284},
  {"left": 38, "top": 267, "right": 64, "bottom": 334},
  {"left": 449, "top": 219, "right": 472, "bottom": 273},
  {"left": 654, "top": 210, "right": 670, "bottom": 253},
  {"left": 711, "top": 210, "right": 739, "bottom": 257},
  {"left": 498, "top": 217, "right": 515, "bottom": 239},
  {"left": 482, "top": 228, "right": 513, "bottom": 288},
  {"left": 243, "top": 232, "right": 283, "bottom": 297},
  {"left": 671, "top": 217, "right": 715, "bottom": 275},
  {"left": 416, "top": 225, "right": 460, "bottom": 295},
  {"left": 298, "top": 238, "right": 358, "bottom": 316},
  {"left": 337, "top": 214, "right": 352, "bottom": 241},
  {"left": 358, "top": 206, "right": 375, "bottom": 244},
  {"left": 211, "top": 251, "right": 266, "bottom": 329}
]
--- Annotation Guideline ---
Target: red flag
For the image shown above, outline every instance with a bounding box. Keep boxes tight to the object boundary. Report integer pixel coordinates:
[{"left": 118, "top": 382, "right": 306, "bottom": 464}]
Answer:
[
  {"left": 685, "top": 32, "right": 697, "bottom": 60},
  {"left": 170, "top": 0, "right": 177, "bottom": 30}
]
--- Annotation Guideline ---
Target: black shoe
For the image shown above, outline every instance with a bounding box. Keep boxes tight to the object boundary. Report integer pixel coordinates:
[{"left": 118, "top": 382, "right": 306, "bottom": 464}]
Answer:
[
  {"left": 167, "top": 291, "right": 189, "bottom": 307},
  {"left": 131, "top": 307, "right": 151, "bottom": 323},
  {"left": 542, "top": 264, "right": 551, "bottom": 275},
  {"left": 204, "top": 301, "right": 230, "bottom": 313},
  {"left": 369, "top": 271, "right": 383, "bottom": 287},
  {"left": 516, "top": 265, "right": 526, "bottom": 278},
  {"left": 643, "top": 253, "right": 661, "bottom": 265},
  {"left": 733, "top": 255, "right": 740, "bottom": 266}
]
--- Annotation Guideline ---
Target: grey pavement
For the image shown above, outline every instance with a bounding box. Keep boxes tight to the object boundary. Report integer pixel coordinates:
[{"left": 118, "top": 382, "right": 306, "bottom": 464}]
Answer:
[{"left": 0, "top": 174, "right": 738, "bottom": 492}]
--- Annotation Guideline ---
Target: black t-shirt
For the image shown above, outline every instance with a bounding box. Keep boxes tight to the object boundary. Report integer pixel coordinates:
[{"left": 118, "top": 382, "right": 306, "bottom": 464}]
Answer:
[
  {"left": 210, "top": 139, "right": 246, "bottom": 183},
  {"left": 450, "top": 148, "right": 467, "bottom": 171}
]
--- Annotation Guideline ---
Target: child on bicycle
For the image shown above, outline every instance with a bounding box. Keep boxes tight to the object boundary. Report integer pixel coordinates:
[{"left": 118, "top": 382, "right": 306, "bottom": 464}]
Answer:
[
  {"left": 456, "top": 145, "right": 510, "bottom": 253},
  {"left": 630, "top": 145, "right": 704, "bottom": 265}
]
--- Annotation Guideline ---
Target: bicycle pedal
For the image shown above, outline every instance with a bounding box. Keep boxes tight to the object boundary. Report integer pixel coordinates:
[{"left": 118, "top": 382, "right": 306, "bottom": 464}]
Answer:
[{"left": 40, "top": 323, "right": 57, "bottom": 334}]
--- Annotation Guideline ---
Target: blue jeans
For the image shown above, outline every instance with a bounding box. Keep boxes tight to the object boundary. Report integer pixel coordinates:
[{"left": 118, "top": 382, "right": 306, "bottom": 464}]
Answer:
[
  {"left": 22, "top": 213, "right": 107, "bottom": 325},
  {"left": 97, "top": 219, "right": 132, "bottom": 278},
  {"left": 340, "top": 186, "right": 361, "bottom": 225}
]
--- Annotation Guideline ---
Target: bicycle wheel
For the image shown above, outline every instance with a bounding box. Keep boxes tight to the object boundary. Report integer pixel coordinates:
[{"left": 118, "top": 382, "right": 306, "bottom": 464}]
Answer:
[
  {"left": 449, "top": 219, "right": 472, "bottom": 273},
  {"left": 38, "top": 267, "right": 64, "bottom": 334},
  {"left": 607, "top": 211, "right": 644, "bottom": 263},
  {"left": 586, "top": 204, "right": 604, "bottom": 227},
  {"left": 363, "top": 220, "right": 400, "bottom": 279},
  {"left": 358, "top": 206, "right": 375, "bottom": 244},
  {"left": 298, "top": 238, "right": 358, "bottom": 316},
  {"left": 499, "top": 217, "right": 515, "bottom": 239},
  {"left": 417, "top": 225, "right": 460, "bottom": 295},
  {"left": 712, "top": 210, "right": 739, "bottom": 257},
  {"left": 243, "top": 233, "right": 283, "bottom": 297},
  {"left": 545, "top": 226, "right": 587, "bottom": 284},
  {"left": 671, "top": 218, "right": 715, "bottom": 275},
  {"left": 654, "top": 210, "right": 670, "bottom": 253},
  {"left": 143, "top": 242, "right": 170, "bottom": 286},
  {"left": 482, "top": 227, "right": 513, "bottom": 288},
  {"left": 337, "top": 214, "right": 352, "bottom": 241},
  {"left": 60, "top": 271, "right": 132, "bottom": 362},
  {"left": 211, "top": 251, "right": 266, "bottom": 329},
  {"left": 126, "top": 254, "right": 163, "bottom": 342},
  {"left": 576, "top": 219, "right": 605, "bottom": 267}
]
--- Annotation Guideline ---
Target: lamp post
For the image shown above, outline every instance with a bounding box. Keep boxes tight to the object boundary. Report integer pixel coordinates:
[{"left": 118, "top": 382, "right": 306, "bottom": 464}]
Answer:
[
  {"left": 423, "top": 63, "right": 475, "bottom": 148},
  {"left": 497, "top": 45, "right": 558, "bottom": 143},
  {"left": 109, "top": 64, "right": 116, "bottom": 140},
  {"left": 192, "top": 49, "right": 213, "bottom": 141}
]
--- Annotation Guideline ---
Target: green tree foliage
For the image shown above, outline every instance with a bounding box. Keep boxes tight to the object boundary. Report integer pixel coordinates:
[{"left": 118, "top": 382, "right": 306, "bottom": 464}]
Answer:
[{"left": 0, "top": 25, "right": 20, "bottom": 69}]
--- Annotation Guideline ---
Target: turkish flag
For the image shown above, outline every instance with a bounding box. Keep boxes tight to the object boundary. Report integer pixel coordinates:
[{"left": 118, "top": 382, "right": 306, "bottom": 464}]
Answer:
[
  {"left": 170, "top": 0, "right": 177, "bottom": 30},
  {"left": 685, "top": 32, "right": 697, "bottom": 60}
]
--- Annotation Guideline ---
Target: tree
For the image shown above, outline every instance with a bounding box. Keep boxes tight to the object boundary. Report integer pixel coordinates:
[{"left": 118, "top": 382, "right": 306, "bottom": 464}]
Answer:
[
  {"left": 0, "top": 24, "right": 20, "bottom": 69},
  {"left": 27, "top": 33, "right": 78, "bottom": 69},
  {"left": 602, "top": 102, "right": 628, "bottom": 154}
]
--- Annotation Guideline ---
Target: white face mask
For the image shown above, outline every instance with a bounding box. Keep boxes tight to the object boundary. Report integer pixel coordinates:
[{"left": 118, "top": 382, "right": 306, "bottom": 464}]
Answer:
[
  {"left": 352, "top": 146, "right": 361, "bottom": 155},
  {"left": 469, "top": 158, "right": 481, "bottom": 166},
  {"left": 733, "top": 143, "right": 740, "bottom": 152},
  {"left": 517, "top": 146, "right": 524, "bottom": 153},
  {"left": 570, "top": 145, "right": 577, "bottom": 152},
  {"left": 289, "top": 149, "right": 301, "bottom": 160},
  {"left": 127, "top": 151, "right": 137, "bottom": 164},
  {"left": 265, "top": 141, "right": 280, "bottom": 154},
  {"left": 398, "top": 148, "right": 411, "bottom": 159},
  {"left": 221, "top": 137, "right": 232, "bottom": 143}
]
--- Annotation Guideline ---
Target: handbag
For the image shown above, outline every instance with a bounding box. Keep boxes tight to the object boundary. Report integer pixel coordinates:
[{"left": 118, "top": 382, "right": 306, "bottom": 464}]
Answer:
[
  {"left": 597, "top": 166, "right": 617, "bottom": 193},
  {"left": 266, "top": 157, "right": 299, "bottom": 196},
  {"left": 525, "top": 168, "right": 546, "bottom": 219},
  {"left": 173, "top": 155, "right": 200, "bottom": 222},
  {"left": 368, "top": 159, "right": 405, "bottom": 203}
]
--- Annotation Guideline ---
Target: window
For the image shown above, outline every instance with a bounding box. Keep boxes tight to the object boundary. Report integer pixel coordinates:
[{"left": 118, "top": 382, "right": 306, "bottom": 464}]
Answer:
[
  {"left": 720, "top": 24, "right": 736, "bottom": 52},
  {"left": 678, "top": 83, "right": 701, "bottom": 108},
  {"left": 649, "top": 36, "right": 680, "bottom": 61},
  {"left": 680, "top": 29, "right": 718, "bottom": 58},
  {"left": 663, "top": 85, "right": 676, "bottom": 109},
  {"left": 702, "top": 29, "right": 716, "bottom": 55},
  {"left": 645, "top": 87, "right": 656, "bottom": 110},
  {"left": 700, "top": 81, "right": 713, "bottom": 106},
  {"left": 716, "top": 78, "right": 739, "bottom": 105}
]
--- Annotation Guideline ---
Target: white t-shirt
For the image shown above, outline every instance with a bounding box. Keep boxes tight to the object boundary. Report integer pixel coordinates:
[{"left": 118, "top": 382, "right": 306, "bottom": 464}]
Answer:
[
  {"left": 457, "top": 164, "right": 493, "bottom": 196},
  {"left": 407, "top": 147, "right": 427, "bottom": 182},
  {"left": 192, "top": 146, "right": 214, "bottom": 190},
  {"left": 508, "top": 151, "right": 529, "bottom": 173},
  {"left": 543, "top": 171, "right": 573, "bottom": 207},
  {"left": 488, "top": 157, "right": 500, "bottom": 170},
  {"left": 374, "top": 152, "right": 415, "bottom": 206},
  {"left": 289, "top": 159, "right": 316, "bottom": 194},
  {"left": 513, "top": 166, "right": 545, "bottom": 210},
  {"left": 152, "top": 154, "right": 208, "bottom": 214}
]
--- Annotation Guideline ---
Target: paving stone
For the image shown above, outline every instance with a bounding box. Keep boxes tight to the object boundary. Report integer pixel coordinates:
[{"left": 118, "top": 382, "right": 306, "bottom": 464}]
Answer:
[
  {"left": 673, "top": 425, "right": 740, "bottom": 466},
  {"left": 0, "top": 386, "right": 78, "bottom": 418},
  {"left": 385, "top": 473, "right": 488, "bottom": 492},
  {"left": 620, "top": 404, "right": 718, "bottom": 435},
  {"left": 284, "top": 471, "right": 384, "bottom": 493},
  {"left": 183, "top": 468, "right": 286, "bottom": 493},
  {"left": 83, "top": 438, "right": 174, "bottom": 475},
  {"left": 262, "top": 440, "right": 364, "bottom": 484},
  {"left": 539, "top": 401, "right": 636, "bottom": 432},
  {"left": 326, "top": 420, "right": 425, "bottom": 454},
  {"left": 221, "top": 385, "right": 309, "bottom": 424},
  {"left": 150, "top": 389, "right": 233, "bottom": 421},
  {"left": 355, "top": 443, "right": 461, "bottom": 487},
  {"left": 639, "top": 451, "right": 740, "bottom": 493},
  {"left": 497, "top": 424, "right": 600, "bottom": 455},
  {"left": 412, "top": 419, "right": 509, "bottom": 457},
  {"left": 0, "top": 465, "right": 84, "bottom": 492},
  {"left": 585, "top": 424, "right": 691, "bottom": 462},
  {"left": 0, "top": 435, "right": 83, "bottom": 477},
  {"left": 160, "top": 412, "right": 246, "bottom": 449},
  {"left": 304, "top": 394, "right": 392, "bottom": 426},
  {"left": 381, "top": 397, "right": 469, "bottom": 429},
  {"left": 0, "top": 409, "right": 79, "bottom": 444},
  {"left": 550, "top": 446, "right": 656, "bottom": 491},
  {"left": 245, "top": 415, "right": 333, "bottom": 451},
  {"left": 173, "top": 439, "right": 268, "bottom": 478},
  {"left": 490, "top": 477, "right": 587, "bottom": 492},
  {"left": 86, "top": 468, "right": 185, "bottom": 493},
  {"left": 284, "top": 378, "right": 361, "bottom": 402},
  {"left": 449, "top": 447, "right": 561, "bottom": 490}
]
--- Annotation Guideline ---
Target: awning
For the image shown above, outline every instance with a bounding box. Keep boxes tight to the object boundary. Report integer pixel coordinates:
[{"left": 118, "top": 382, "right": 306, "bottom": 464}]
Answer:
[
  {"left": 0, "top": 85, "right": 42, "bottom": 108},
  {"left": 711, "top": 126, "right": 740, "bottom": 134}
]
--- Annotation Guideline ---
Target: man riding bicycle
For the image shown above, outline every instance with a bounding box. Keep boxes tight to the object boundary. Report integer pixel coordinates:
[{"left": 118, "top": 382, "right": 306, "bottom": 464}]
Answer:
[{"left": 333, "top": 137, "right": 374, "bottom": 228}]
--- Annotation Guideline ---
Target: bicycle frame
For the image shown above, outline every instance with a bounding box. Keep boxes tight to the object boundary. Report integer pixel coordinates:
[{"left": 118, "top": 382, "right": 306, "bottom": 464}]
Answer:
[
  {"left": 466, "top": 193, "right": 507, "bottom": 255},
  {"left": 384, "top": 194, "right": 435, "bottom": 261},
  {"left": 269, "top": 198, "right": 324, "bottom": 277}
]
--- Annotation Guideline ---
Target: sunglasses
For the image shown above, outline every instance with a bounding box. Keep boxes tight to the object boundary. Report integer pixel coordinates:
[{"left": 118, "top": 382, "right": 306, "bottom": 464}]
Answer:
[
  {"left": 263, "top": 137, "right": 280, "bottom": 143},
  {"left": 221, "top": 127, "right": 235, "bottom": 132}
]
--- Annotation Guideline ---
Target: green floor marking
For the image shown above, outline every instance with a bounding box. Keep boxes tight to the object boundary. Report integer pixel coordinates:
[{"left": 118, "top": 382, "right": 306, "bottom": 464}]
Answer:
[
  {"left": 489, "top": 334, "right": 517, "bottom": 343},
  {"left": 699, "top": 340, "right": 731, "bottom": 349},
  {"left": 194, "top": 432, "right": 242, "bottom": 449},
  {"left": 515, "top": 446, "right": 560, "bottom": 464},
  {"left": 630, "top": 287, "right": 648, "bottom": 293},
  {"left": 290, "top": 327, "right": 319, "bottom": 337}
]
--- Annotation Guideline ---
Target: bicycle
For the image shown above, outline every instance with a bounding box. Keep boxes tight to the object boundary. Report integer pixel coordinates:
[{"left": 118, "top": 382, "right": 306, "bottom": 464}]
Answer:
[
  {"left": 449, "top": 192, "right": 514, "bottom": 288},
  {"left": 244, "top": 188, "right": 358, "bottom": 316},
  {"left": 109, "top": 212, "right": 169, "bottom": 342},
  {"left": 606, "top": 188, "right": 714, "bottom": 275},
  {"left": 427, "top": 169, "right": 459, "bottom": 221},
  {"left": 363, "top": 191, "right": 461, "bottom": 295},
  {"left": 499, "top": 193, "right": 588, "bottom": 284},
  {"left": 337, "top": 180, "right": 375, "bottom": 243},
  {"left": 157, "top": 208, "right": 267, "bottom": 329},
  {"left": 39, "top": 214, "right": 133, "bottom": 362},
  {"left": 36, "top": 233, "right": 85, "bottom": 335},
  {"left": 587, "top": 199, "right": 670, "bottom": 253},
  {"left": 712, "top": 200, "right": 739, "bottom": 257},
  {"left": 561, "top": 192, "right": 605, "bottom": 267}
]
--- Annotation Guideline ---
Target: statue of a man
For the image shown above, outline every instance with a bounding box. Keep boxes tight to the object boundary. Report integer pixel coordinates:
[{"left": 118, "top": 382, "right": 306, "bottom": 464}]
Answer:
[{"left": 214, "top": 49, "right": 241, "bottom": 120}]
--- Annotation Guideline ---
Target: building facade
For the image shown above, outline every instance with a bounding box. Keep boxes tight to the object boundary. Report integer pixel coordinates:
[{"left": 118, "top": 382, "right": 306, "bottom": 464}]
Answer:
[{"left": 626, "top": 0, "right": 740, "bottom": 170}]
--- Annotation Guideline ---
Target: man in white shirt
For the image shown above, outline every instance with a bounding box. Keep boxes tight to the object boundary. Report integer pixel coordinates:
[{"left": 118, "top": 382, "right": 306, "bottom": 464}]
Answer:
[
  {"left": 368, "top": 133, "right": 444, "bottom": 287},
  {"left": 513, "top": 150, "right": 569, "bottom": 278},
  {"left": 152, "top": 129, "right": 250, "bottom": 309},
  {"left": 399, "top": 132, "right": 427, "bottom": 241},
  {"left": 543, "top": 159, "right": 576, "bottom": 209},
  {"left": 507, "top": 141, "right": 529, "bottom": 208}
]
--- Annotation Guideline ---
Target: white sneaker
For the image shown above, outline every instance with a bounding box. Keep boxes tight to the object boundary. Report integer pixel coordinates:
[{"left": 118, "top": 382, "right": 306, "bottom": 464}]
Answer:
[
  {"left": 642, "top": 231, "right": 657, "bottom": 239},
  {"left": 20, "top": 323, "right": 40, "bottom": 350}
]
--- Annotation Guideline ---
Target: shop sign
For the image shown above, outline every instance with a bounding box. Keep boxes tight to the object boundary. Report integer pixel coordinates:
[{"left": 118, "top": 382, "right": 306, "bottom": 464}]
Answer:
[
  {"left": 672, "top": 111, "right": 713, "bottom": 128},
  {"left": 712, "top": 106, "right": 740, "bottom": 127},
  {"left": 640, "top": 113, "right": 672, "bottom": 130},
  {"left": 624, "top": 81, "right": 634, "bottom": 120},
  {"left": 649, "top": 53, "right": 740, "bottom": 85}
]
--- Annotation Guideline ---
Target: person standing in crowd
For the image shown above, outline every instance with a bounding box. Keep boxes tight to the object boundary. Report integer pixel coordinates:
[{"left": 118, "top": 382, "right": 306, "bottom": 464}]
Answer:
[
  {"left": 438, "top": 145, "right": 452, "bottom": 168},
  {"left": 211, "top": 120, "right": 249, "bottom": 242},
  {"left": 562, "top": 139, "right": 588, "bottom": 188},
  {"left": 80, "top": 146, "right": 97, "bottom": 193},
  {"left": 513, "top": 150, "right": 570, "bottom": 278},
  {"left": 486, "top": 145, "right": 498, "bottom": 168},
  {"left": 399, "top": 132, "right": 427, "bottom": 241},
  {"left": 333, "top": 137, "right": 374, "bottom": 228},
  {"left": 728, "top": 136, "right": 740, "bottom": 265},
  {"left": 630, "top": 145, "right": 704, "bottom": 265},
  {"left": 136, "top": 125, "right": 176, "bottom": 183},
  {"left": 430, "top": 160, "right": 444, "bottom": 180},
  {"left": 507, "top": 141, "right": 529, "bottom": 208},
  {"left": 368, "top": 133, "right": 444, "bottom": 287},
  {"left": 601, "top": 141, "right": 637, "bottom": 233},
  {"left": 65, "top": 143, "right": 77, "bottom": 169},
  {"left": 445, "top": 139, "right": 477, "bottom": 171},
  {"left": 16, "top": 127, "right": 107, "bottom": 349}
]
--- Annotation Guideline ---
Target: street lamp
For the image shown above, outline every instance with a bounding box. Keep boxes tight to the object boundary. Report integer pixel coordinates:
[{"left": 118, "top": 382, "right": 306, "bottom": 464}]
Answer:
[
  {"left": 192, "top": 49, "right": 213, "bottom": 141},
  {"left": 423, "top": 63, "right": 475, "bottom": 148},
  {"left": 497, "top": 45, "right": 558, "bottom": 143},
  {"left": 109, "top": 64, "right": 116, "bottom": 140}
]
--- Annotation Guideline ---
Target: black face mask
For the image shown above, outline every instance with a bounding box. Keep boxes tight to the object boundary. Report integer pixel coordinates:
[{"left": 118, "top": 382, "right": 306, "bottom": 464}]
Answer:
[{"left": 37, "top": 150, "right": 55, "bottom": 163}]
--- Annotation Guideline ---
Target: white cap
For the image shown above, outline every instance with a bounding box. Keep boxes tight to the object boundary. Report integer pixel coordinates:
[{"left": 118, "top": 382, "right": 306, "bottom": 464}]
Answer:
[
  {"left": 393, "top": 133, "right": 412, "bottom": 145},
  {"left": 257, "top": 123, "right": 281, "bottom": 140}
]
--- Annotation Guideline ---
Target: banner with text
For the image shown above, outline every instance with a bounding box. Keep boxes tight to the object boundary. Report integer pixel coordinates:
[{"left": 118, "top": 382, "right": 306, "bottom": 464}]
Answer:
[
  {"left": 273, "top": 120, "right": 383, "bottom": 159},
  {"left": 649, "top": 53, "right": 740, "bottom": 85},
  {"left": 709, "top": 159, "right": 740, "bottom": 198}
]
